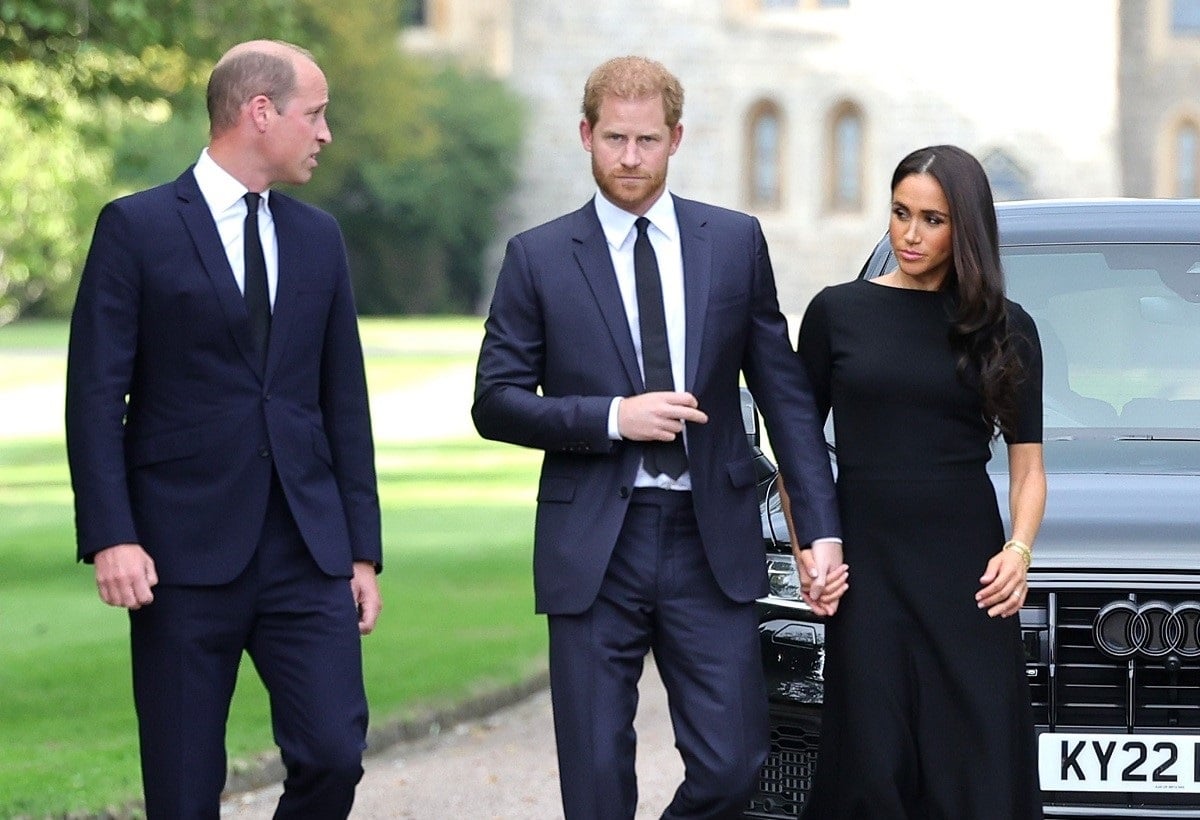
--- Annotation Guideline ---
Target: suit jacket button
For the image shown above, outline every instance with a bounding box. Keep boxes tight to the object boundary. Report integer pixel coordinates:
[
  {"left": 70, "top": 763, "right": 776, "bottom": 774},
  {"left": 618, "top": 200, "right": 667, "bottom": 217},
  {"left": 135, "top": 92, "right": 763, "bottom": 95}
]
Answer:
[
  {"left": 619, "top": 486, "right": 630, "bottom": 499},
  {"left": 258, "top": 446, "right": 270, "bottom": 459}
]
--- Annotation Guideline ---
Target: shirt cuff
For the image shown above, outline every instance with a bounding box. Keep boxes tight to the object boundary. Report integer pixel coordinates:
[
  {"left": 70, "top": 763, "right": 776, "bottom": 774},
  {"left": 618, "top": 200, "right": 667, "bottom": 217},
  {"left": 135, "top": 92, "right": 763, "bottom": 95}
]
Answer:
[
  {"left": 801, "top": 537, "right": 843, "bottom": 550},
  {"left": 608, "top": 396, "right": 623, "bottom": 440}
]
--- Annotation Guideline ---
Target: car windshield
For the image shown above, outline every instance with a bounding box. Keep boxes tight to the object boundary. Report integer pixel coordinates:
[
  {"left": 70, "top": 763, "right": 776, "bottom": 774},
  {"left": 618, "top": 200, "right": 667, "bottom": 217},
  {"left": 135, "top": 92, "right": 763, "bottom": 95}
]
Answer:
[
  {"left": 1005, "top": 244, "right": 1200, "bottom": 435},
  {"left": 996, "top": 242, "right": 1200, "bottom": 473}
]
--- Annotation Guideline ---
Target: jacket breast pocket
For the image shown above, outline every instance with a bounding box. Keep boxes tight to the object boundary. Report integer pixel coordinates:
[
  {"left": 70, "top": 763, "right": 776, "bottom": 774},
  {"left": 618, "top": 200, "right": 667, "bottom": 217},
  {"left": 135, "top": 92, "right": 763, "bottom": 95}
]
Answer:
[
  {"left": 296, "top": 284, "right": 335, "bottom": 299},
  {"left": 707, "top": 288, "right": 750, "bottom": 316},
  {"left": 537, "top": 475, "right": 576, "bottom": 503}
]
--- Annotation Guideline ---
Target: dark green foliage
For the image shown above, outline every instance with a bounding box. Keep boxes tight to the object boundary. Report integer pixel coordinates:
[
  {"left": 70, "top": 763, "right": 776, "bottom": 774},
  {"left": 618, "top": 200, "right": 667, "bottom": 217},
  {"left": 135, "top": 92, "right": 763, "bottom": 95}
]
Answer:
[
  {"left": 298, "top": 1, "right": 523, "bottom": 314},
  {"left": 0, "top": 1, "right": 522, "bottom": 321},
  {"left": 0, "top": 0, "right": 301, "bottom": 324},
  {"left": 0, "top": 0, "right": 301, "bottom": 119}
]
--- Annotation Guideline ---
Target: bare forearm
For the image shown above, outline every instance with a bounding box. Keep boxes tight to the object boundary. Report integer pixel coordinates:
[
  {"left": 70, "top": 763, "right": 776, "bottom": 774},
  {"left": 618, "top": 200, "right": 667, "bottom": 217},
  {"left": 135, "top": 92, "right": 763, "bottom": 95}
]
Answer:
[{"left": 1007, "top": 443, "right": 1047, "bottom": 546}]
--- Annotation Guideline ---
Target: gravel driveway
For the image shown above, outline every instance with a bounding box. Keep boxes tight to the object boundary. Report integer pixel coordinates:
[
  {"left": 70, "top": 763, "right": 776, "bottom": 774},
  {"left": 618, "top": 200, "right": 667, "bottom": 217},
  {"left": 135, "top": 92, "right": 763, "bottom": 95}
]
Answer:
[{"left": 221, "top": 659, "right": 684, "bottom": 819}]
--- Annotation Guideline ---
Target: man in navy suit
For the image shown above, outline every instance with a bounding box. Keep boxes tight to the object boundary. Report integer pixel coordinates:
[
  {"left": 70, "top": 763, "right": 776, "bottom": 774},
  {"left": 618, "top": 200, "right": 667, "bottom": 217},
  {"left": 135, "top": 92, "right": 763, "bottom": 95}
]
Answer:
[
  {"left": 473, "top": 56, "right": 844, "bottom": 819},
  {"left": 65, "top": 40, "right": 381, "bottom": 819}
]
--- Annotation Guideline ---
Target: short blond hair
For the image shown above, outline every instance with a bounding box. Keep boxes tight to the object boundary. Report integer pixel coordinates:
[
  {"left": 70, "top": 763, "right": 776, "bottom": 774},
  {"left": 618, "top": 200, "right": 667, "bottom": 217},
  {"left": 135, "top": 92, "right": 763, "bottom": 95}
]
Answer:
[{"left": 581, "top": 56, "right": 684, "bottom": 128}]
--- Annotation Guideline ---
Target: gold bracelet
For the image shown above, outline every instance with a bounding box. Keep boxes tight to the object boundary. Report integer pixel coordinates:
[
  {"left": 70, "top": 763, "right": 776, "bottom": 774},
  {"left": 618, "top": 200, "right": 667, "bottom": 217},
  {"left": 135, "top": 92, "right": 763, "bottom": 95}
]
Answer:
[{"left": 1003, "top": 539, "right": 1032, "bottom": 568}]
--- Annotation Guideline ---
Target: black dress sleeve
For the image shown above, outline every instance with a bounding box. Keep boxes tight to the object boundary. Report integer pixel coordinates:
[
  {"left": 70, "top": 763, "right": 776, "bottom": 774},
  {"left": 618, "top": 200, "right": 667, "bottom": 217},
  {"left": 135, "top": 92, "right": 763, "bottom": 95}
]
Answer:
[
  {"left": 796, "top": 287, "right": 834, "bottom": 422},
  {"left": 1003, "top": 301, "right": 1043, "bottom": 445}
]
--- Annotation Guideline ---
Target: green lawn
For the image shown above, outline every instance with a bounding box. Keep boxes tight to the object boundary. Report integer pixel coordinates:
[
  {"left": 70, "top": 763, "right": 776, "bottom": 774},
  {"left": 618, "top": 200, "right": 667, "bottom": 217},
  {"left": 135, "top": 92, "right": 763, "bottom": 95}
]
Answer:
[{"left": 0, "top": 318, "right": 545, "bottom": 817}]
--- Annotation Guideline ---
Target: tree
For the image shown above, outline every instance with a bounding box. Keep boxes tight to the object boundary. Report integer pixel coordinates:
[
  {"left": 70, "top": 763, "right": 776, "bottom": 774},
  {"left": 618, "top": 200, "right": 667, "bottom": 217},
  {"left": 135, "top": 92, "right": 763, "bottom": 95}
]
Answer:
[
  {"left": 0, "top": 0, "right": 301, "bottom": 323},
  {"left": 0, "top": 1, "right": 300, "bottom": 106},
  {"left": 298, "top": 1, "right": 523, "bottom": 314},
  {"left": 0, "top": 1, "right": 522, "bottom": 321},
  {"left": 0, "top": 59, "right": 108, "bottom": 322}
]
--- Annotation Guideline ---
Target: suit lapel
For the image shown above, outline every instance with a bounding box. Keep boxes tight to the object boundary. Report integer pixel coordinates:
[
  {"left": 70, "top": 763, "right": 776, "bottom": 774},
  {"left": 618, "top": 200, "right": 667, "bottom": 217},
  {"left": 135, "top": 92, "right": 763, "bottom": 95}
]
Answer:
[
  {"left": 175, "top": 170, "right": 262, "bottom": 376},
  {"left": 264, "top": 194, "right": 300, "bottom": 385},
  {"left": 572, "top": 203, "right": 644, "bottom": 391},
  {"left": 675, "top": 198, "right": 712, "bottom": 392}
]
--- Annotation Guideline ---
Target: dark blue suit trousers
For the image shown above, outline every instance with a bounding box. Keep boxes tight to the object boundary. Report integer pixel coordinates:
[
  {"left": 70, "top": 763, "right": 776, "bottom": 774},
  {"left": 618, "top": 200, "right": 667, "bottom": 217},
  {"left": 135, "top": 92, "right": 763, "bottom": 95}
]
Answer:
[
  {"left": 548, "top": 489, "right": 768, "bottom": 820},
  {"left": 129, "top": 474, "right": 367, "bottom": 819}
]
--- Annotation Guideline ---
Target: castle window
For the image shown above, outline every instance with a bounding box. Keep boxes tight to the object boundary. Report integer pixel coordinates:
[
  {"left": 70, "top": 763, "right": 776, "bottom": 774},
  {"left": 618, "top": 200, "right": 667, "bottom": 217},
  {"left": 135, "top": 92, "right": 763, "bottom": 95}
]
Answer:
[
  {"left": 401, "top": 0, "right": 427, "bottom": 26},
  {"left": 827, "top": 102, "right": 864, "bottom": 211},
  {"left": 981, "top": 149, "right": 1032, "bottom": 202},
  {"left": 746, "top": 100, "right": 784, "bottom": 209},
  {"left": 758, "top": 0, "right": 849, "bottom": 8},
  {"left": 1173, "top": 0, "right": 1200, "bottom": 34}
]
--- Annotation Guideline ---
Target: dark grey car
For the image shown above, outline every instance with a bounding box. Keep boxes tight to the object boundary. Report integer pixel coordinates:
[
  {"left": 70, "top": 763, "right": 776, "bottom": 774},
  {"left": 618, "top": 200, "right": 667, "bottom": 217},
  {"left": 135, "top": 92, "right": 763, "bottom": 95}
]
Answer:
[{"left": 746, "top": 199, "right": 1200, "bottom": 819}]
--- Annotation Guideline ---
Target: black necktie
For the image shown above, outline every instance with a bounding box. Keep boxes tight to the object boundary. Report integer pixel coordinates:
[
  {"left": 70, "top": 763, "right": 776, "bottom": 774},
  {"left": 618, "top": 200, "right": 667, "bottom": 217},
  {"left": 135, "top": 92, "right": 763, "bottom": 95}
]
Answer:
[
  {"left": 633, "top": 216, "right": 687, "bottom": 479},
  {"left": 243, "top": 192, "right": 270, "bottom": 371}
]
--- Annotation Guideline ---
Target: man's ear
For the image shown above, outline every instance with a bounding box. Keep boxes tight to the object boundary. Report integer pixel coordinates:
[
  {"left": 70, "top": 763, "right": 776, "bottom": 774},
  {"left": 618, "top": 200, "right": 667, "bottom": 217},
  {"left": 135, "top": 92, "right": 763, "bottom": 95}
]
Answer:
[
  {"left": 579, "top": 118, "right": 594, "bottom": 152},
  {"left": 247, "top": 94, "right": 273, "bottom": 132},
  {"left": 668, "top": 122, "right": 683, "bottom": 156}
]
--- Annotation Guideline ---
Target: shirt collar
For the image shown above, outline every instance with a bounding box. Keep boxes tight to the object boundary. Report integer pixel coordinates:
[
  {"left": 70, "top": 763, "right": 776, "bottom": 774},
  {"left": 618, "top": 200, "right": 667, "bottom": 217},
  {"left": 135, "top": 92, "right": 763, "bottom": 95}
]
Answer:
[
  {"left": 193, "top": 148, "right": 271, "bottom": 215},
  {"left": 593, "top": 188, "right": 678, "bottom": 249}
]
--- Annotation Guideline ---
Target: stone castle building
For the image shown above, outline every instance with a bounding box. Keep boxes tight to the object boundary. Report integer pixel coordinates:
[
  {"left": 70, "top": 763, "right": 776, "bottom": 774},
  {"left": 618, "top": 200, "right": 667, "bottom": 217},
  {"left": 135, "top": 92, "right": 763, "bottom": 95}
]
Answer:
[
  {"left": 1119, "top": 0, "right": 1200, "bottom": 197},
  {"left": 404, "top": 0, "right": 1121, "bottom": 314}
]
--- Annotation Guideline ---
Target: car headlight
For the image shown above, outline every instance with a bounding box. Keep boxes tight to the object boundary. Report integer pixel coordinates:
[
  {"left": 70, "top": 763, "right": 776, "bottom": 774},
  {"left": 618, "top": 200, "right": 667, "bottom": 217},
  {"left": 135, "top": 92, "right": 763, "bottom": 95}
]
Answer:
[{"left": 765, "top": 552, "right": 803, "bottom": 601}]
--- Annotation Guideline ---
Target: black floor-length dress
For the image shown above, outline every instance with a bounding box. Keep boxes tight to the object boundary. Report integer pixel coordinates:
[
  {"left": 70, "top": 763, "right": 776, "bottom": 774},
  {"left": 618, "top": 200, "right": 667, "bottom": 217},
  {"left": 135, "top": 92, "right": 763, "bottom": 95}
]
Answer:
[{"left": 798, "top": 279, "right": 1044, "bottom": 820}]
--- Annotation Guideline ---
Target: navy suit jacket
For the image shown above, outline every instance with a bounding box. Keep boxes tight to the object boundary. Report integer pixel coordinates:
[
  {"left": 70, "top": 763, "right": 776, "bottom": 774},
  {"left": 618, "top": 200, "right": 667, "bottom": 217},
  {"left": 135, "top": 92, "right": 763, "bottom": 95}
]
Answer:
[
  {"left": 473, "top": 196, "right": 839, "bottom": 614},
  {"left": 66, "top": 168, "right": 381, "bottom": 585}
]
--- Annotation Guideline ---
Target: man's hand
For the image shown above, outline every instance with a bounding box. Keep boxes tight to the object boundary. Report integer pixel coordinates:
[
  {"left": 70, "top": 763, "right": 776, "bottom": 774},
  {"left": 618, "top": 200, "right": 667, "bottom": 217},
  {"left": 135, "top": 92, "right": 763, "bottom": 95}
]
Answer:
[
  {"left": 793, "top": 539, "right": 848, "bottom": 617},
  {"left": 617, "top": 391, "right": 708, "bottom": 441},
  {"left": 351, "top": 560, "right": 382, "bottom": 635},
  {"left": 93, "top": 544, "right": 158, "bottom": 610}
]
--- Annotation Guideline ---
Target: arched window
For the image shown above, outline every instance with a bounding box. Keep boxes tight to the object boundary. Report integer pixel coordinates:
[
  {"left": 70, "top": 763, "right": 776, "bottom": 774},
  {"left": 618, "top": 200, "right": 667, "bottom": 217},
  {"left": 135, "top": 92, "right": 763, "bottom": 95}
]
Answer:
[
  {"left": 746, "top": 100, "right": 784, "bottom": 209},
  {"left": 401, "top": 0, "right": 427, "bottom": 26},
  {"left": 981, "top": 149, "right": 1032, "bottom": 202},
  {"left": 827, "top": 102, "right": 864, "bottom": 211},
  {"left": 1176, "top": 122, "right": 1200, "bottom": 197}
]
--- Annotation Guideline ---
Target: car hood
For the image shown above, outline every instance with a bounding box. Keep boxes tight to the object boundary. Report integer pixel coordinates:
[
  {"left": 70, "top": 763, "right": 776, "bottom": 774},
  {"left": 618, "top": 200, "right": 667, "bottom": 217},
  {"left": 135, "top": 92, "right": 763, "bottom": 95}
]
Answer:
[
  {"left": 763, "top": 439, "right": 1200, "bottom": 573},
  {"left": 994, "top": 471, "right": 1200, "bottom": 572}
]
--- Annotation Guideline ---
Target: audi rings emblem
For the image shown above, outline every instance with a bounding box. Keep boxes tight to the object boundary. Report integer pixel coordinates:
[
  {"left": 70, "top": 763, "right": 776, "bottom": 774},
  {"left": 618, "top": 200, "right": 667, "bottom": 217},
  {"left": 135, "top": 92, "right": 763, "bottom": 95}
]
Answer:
[{"left": 1093, "top": 600, "right": 1200, "bottom": 659}]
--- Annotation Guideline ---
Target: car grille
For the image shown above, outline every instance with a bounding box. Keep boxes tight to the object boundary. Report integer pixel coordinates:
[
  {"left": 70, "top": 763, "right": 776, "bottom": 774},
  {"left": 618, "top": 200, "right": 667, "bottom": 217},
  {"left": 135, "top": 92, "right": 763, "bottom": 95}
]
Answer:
[
  {"left": 750, "top": 588, "right": 1200, "bottom": 818},
  {"left": 1026, "top": 588, "right": 1200, "bottom": 812},
  {"left": 1025, "top": 589, "right": 1200, "bottom": 729},
  {"left": 745, "top": 711, "right": 819, "bottom": 819}
]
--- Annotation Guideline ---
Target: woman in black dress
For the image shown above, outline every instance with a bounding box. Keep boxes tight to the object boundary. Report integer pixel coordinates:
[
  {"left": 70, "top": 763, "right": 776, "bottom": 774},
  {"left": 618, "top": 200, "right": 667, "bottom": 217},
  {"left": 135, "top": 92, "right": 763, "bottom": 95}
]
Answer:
[{"left": 782, "top": 145, "right": 1046, "bottom": 818}]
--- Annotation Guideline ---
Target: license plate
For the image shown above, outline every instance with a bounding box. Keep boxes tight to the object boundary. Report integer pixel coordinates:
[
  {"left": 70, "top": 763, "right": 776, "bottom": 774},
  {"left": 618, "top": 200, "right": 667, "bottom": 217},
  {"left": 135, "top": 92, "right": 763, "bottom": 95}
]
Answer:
[{"left": 1039, "top": 733, "right": 1200, "bottom": 793}]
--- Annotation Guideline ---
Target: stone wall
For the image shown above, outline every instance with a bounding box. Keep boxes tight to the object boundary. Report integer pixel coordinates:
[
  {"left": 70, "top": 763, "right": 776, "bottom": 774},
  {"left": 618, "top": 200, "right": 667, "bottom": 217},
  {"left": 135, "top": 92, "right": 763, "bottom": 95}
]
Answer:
[{"left": 411, "top": 0, "right": 1120, "bottom": 316}]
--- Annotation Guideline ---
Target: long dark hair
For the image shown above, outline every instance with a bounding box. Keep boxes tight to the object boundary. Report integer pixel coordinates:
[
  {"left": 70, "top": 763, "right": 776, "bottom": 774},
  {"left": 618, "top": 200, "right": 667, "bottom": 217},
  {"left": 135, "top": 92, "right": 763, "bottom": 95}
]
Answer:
[{"left": 891, "top": 145, "right": 1024, "bottom": 436}]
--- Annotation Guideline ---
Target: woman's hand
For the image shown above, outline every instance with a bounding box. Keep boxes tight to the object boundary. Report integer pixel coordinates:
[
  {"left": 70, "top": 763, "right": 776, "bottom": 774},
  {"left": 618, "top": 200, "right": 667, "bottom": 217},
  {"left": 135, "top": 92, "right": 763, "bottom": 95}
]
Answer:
[
  {"left": 976, "top": 547, "right": 1027, "bottom": 618},
  {"left": 983, "top": 441, "right": 1045, "bottom": 619}
]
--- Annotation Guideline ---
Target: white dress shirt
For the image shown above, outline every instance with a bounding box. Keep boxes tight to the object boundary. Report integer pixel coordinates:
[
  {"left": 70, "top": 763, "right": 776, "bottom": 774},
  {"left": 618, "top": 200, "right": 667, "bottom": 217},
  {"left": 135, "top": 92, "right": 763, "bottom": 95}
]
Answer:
[
  {"left": 594, "top": 189, "right": 690, "bottom": 490},
  {"left": 192, "top": 148, "right": 277, "bottom": 310}
]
